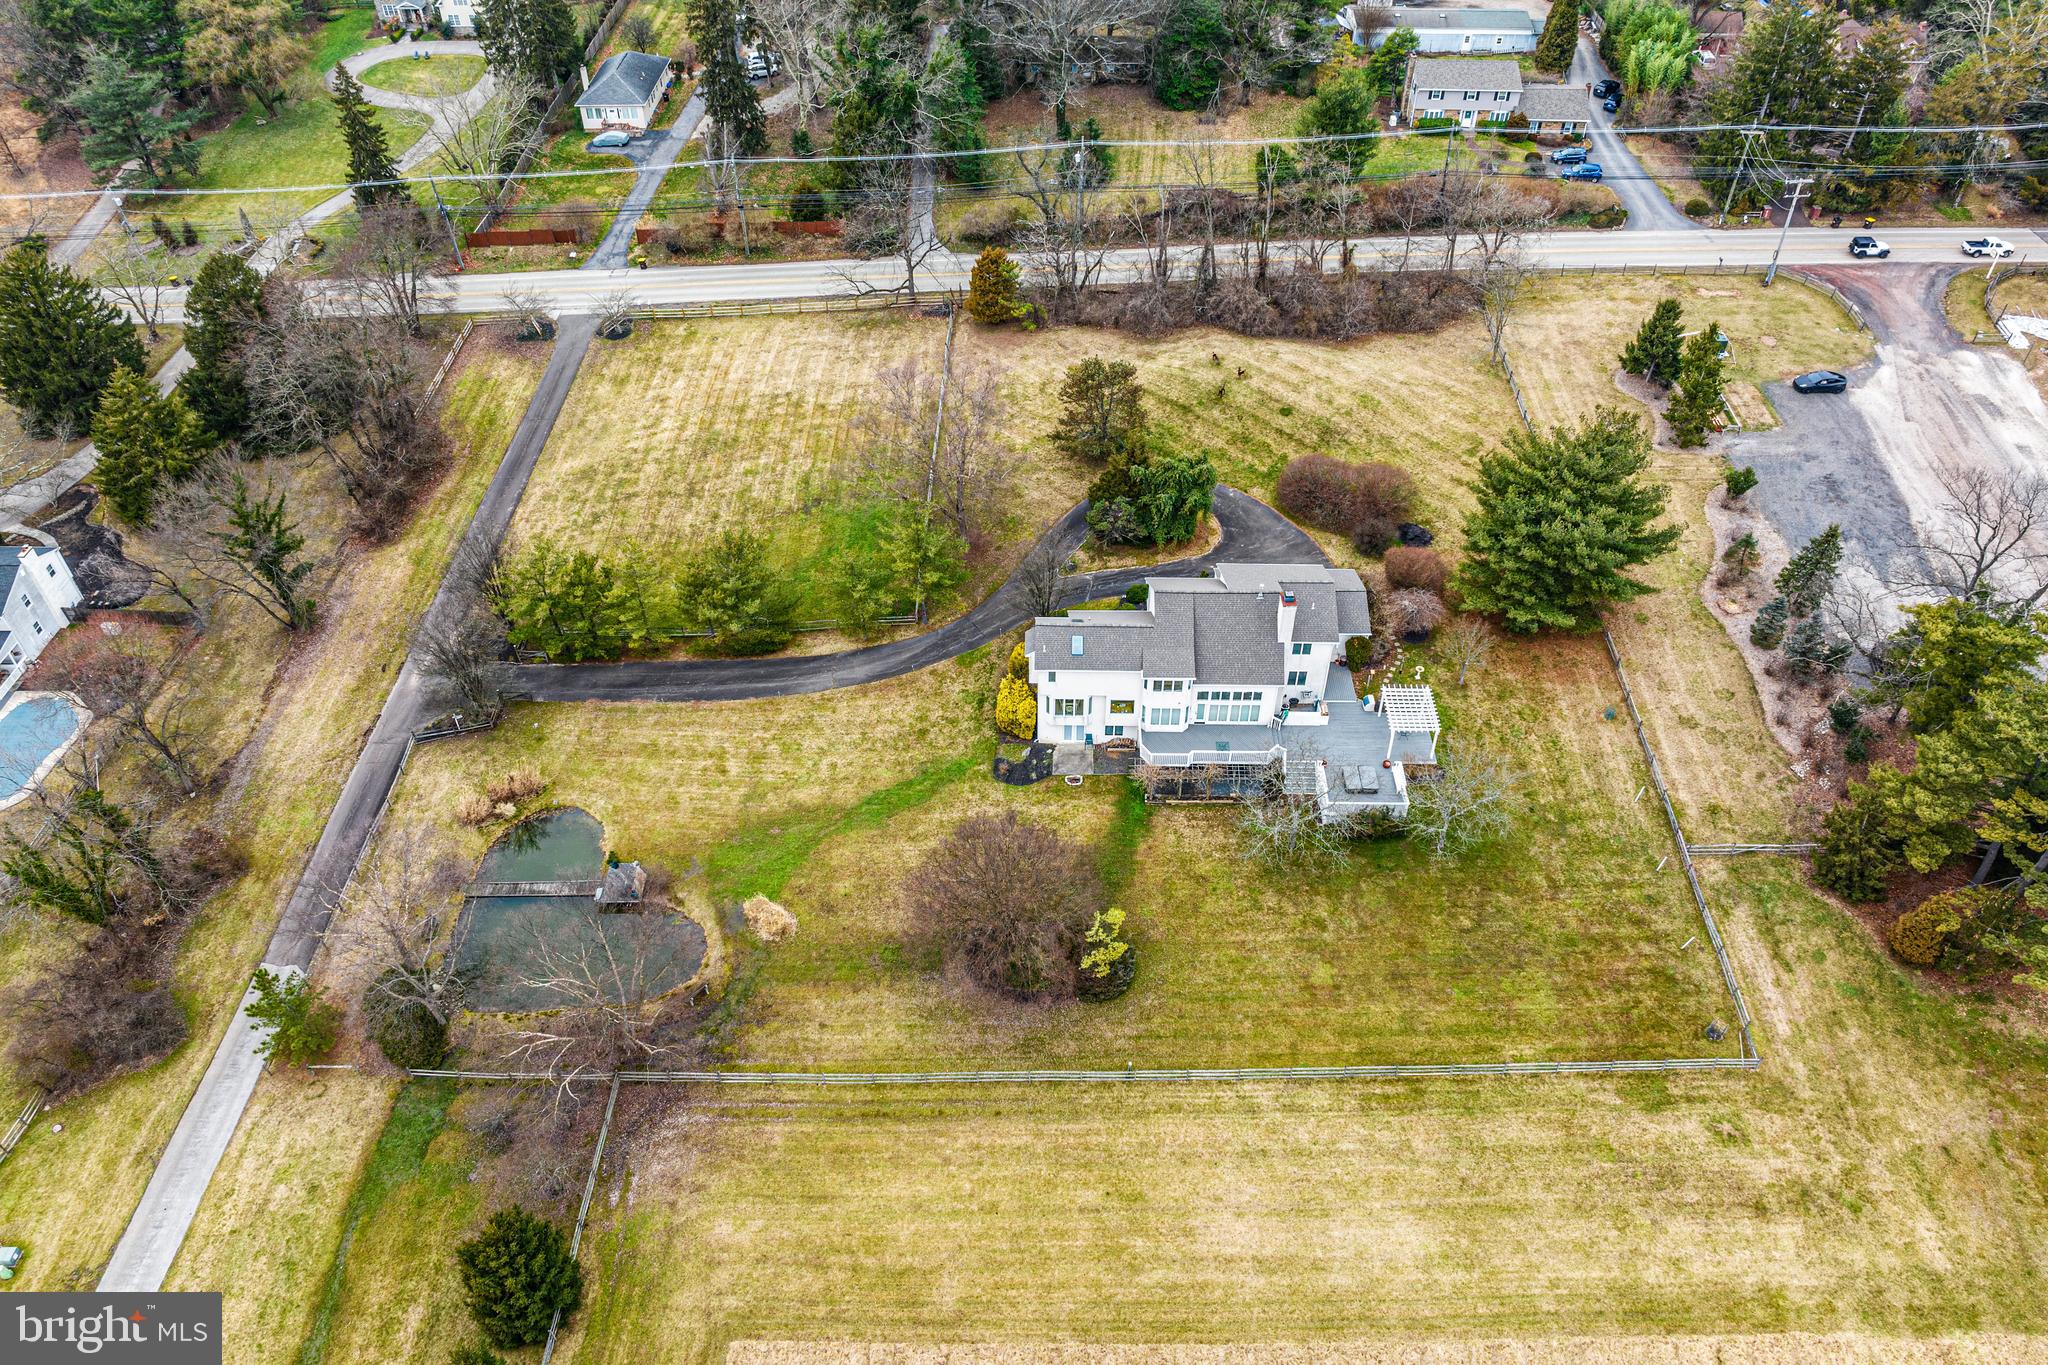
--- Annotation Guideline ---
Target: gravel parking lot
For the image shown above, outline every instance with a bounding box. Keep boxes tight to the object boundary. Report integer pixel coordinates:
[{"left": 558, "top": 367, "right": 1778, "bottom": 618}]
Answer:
[{"left": 1727, "top": 264, "right": 2048, "bottom": 612}]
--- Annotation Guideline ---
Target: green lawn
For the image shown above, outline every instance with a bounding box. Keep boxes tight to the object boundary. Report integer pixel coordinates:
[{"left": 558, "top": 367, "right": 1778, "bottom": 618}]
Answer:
[
  {"left": 359, "top": 53, "right": 486, "bottom": 98},
  {"left": 307, "top": 10, "right": 382, "bottom": 72}
]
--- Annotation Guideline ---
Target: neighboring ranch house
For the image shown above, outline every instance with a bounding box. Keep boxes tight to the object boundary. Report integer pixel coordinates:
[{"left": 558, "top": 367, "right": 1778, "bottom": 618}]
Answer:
[
  {"left": 1401, "top": 57, "right": 1589, "bottom": 133},
  {"left": 1341, "top": 5, "right": 1538, "bottom": 53},
  {"left": 0, "top": 545, "right": 81, "bottom": 703},
  {"left": 1022, "top": 563, "right": 1441, "bottom": 822},
  {"left": 575, "top": 51, "right": 675, "bottom": 132}
]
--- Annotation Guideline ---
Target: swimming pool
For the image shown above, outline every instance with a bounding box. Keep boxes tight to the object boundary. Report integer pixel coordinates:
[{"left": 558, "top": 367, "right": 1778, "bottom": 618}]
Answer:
[{"left": 0, "top": 692, "right": 86, "bottom": 808}]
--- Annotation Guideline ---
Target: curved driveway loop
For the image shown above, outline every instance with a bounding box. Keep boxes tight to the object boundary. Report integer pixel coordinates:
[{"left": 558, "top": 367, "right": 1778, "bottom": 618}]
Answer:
[{"left": 505, "top": 486, "right": 1322, "bottom": 702}]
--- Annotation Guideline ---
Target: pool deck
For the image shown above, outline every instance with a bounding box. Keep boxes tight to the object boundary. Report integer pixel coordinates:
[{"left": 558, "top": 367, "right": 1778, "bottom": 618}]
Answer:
[{"left": 0, "top": 689, "right": 92, "bottom": 812}]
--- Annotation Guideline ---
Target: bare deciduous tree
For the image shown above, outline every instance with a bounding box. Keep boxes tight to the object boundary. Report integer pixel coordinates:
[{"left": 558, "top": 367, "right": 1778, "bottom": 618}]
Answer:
[
  {"left": 93, "top": 238, "right": 177, "bottom": 343},
  {"left": 501, "top": 911, "right": 690, "bottom": 1102},
  {"left": 1237, "top": 790, "right": 1349, "bottom": 866},
  {"left": 594, "top": 286, "right": 639, "bottom": 338},
  {"left": 1014, "top": 538, "right": 1066, "bottom": 617},
  {"left": 1013, "top": 138, "right": 1111, "bottom": 316},
  {"left": 1898, "top": 460, "right": 2048, "bottom": 618},
  {"left": 341, "top": 201, "right": 452, "bottom": 338},
  {"left": 323, "top": 832, "right": 473, "bottom": 1026},
  {"left": 51, "top": 634, "right": 206, "bottom": 793},
  {"left": 978, "top": 0, "right": 1161, "bottom": 126},
  {"left": 432, "top": 74, "right": 548, "bottom": 213},
  {"left": 835, "top": 170, "right": 944, "bottom": 303},
  {"left": 846, "top": 356, "right": 1012, "bottom": 543},
  {"left": 500, "top": 283, "right": 558, "bottom": 341},
  {"left": 150, "top": 457, "right": 325, "bottom": 627},
  {"left": 416, "top": 536, "right": 508, "bottom": 716},
  {"left": 750, "top": 0, "right": 844, "bottom": 134},
  {"left": 1440, "top": 616, "right": 1495, "bottom": 686},
  {"left": 1402, "top": 738, "right": 1520, "bottom": 859},
  {"left": 902, "top": 810, "right": 1104, "bottom": 999}
]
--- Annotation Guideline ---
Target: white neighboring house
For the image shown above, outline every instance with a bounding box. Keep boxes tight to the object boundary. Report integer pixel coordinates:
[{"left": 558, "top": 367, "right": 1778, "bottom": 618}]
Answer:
[
  {"left": 1022, "top": 563, "right": 1441, "bottom": 822},
  {"left": 376, "top": 0, "right": 477, "bottom": 33},
  {"left": 574, "top": 51, "right": 676, "bottom": 132},
  {"left": 1340, "top": 5, "right": 1538, "bottom": 53},
  {"left": 0, "top": 545, "right": 82, "bottom": 703}
]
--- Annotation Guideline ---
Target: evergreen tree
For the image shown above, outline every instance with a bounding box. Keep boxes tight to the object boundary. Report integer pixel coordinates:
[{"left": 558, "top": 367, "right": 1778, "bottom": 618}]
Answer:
[
  {"left": 1720, "top": 530, "right": 1761, "bottom": 579},
  {"left": 1665, "top": 324, "right": 1724, "bottom": 447},
  {"left": 1749, "top": 595, "right": 1789, "bottom": 648},
  {"left": 475, "top": 0, "right": 580, "bottom": 87},
  {"left": 246, "top": 968, "right": 341, "bottom": 1066},
  {"left": 455, "top": 1209, "right": 584, "bottom": 1350},
  {"left": 217, "top": 475, "right": 316, "bottom": 629},
  {"left": 0, "top": 240, "right": 146, "bottom": 438},
  {"left": 1783, "top": 614, "right": 1845, "bottom": 677},
  {"left": 333, "top": 66, "right": 403, "bottom": 210},
  {"left": 692, "top": 0, "right": 766, "bottom": 155},
  {"left": 676, "top": 528, "right": 799, "bottom": 655},
  {"left": 179, "top": 252, "right": 266, "bottom": 442},
  {"left": 1775, "top": 524, "right": 1842, "bottom": 617},
  {"left": 1833, "top": 18, "right": 1912, "bottom": 178},
  {"left": 90, "top": 366, "right": 210, "bottom": 524},
  {"left": 1694, "top": 8, "right": 1839, "bottom": 209},
  {"left": 1618, "top": 298, "right": 1684, "bottom": 387},
  {"left": 1362, "top": 26, "right": 1418, "bottom": 97},
  {"left": 1450, "top": 407, "right": 1681, "bottom": 633},
  {"left": 966, "top": 246, "right": 1026, "bottom": 324},
  {"left": 1051, "top": 358, "right": 1146, "bottom": 462},
  {"left": 1154, "top": 0, "right": 1226, "bottom": 110},
  {"left": 882, "top": 504, "right": 968, "bottom": 614},
  {"left": 67, "top": 46, "right": 201, "bottom": 185},
  {"left": 1534, "top": 0, "right": 1580, "bottom": 74},
  {"left": 1295, "top": 64, "right": 1380, "bottom": 174},
  {"left": 1128, "top": 447, "right": 1218, "bottom": 545},
  {"left": 497, "top": 541, "right": 639, "bottom": 661},
  {"left": 1868, "top": 600, "right": 2046, "bottom": 735},
  {"left": 1812, "top": 794, "right": 1898, "bottom": 902}
]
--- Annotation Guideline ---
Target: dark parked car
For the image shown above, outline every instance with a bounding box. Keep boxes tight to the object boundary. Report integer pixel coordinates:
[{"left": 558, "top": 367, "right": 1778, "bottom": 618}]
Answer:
[
  {"left": 1561, "top": 162, "right": 1604, "bottom": 182},
  {"left": 1602, "top": 94, "right": 1621, "bottom": 111},
  {"left": 1593, "top": 78, "right": 1621, "bottom": 99},
  {"left": 1549, "top": 146, "right": 1588, "bottom": 164},
  {"left": 1792, "top": 370, "right": 1849, "bottom": 394}
]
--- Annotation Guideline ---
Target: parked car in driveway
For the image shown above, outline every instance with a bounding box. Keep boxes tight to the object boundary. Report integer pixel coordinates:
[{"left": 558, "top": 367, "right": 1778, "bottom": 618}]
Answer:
[
  {"left": 1848, "top": 235, "right": 1891, "bottom": 258},
  {"left": 589, "top": 130, "right": 633, "bottom": 149},
  {"left": 1602, "top": 94, "right": 1620, "bottom": 111},
  {"left": 1593, "top": 78, "right": 1621, "bottom": 99},
  {"left": 1963, "top": 237, "right": 2014, "bottom": 258},
  {"left": 1792, "top": 370, "right": 1849, "bottom": 394},
  {"left": 1550, "top": 147, "right": 1587, "bottom": 164},
  {"left": 1561, "top": 162, "right": 1604, "bottom": 182}
]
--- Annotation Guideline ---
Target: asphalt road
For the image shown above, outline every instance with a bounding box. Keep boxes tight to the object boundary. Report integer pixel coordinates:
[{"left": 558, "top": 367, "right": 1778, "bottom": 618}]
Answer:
[
  {"left": 587, "top": 96, "right": 707, "bottom": 269},
  {"left": 1567, "top": 35, "right": 1691, "bottom": 232},
  {"left": 507, "top": 486, "right": 1320, "bottom": 701},
  {"left": 144, "top": 225, "right": 2048, "bottom": 322},
  {"left": 96, "top": 314, "right": 600, "bottom": 1295}
]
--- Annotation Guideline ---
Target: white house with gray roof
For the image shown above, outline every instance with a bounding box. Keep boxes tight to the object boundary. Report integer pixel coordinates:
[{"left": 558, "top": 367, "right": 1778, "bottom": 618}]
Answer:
[
  {"left": 0, "top": 545, "right": 80, "bottom": 702},
  {"left": 1022, "top": 563, "right": 1441, "bottom": 821},
  {"left": 575, "top": 51, "right": 674, "bottom": 132},
  {"left": 1341, "top": 6, "right": 1538, "bottom": 53}
]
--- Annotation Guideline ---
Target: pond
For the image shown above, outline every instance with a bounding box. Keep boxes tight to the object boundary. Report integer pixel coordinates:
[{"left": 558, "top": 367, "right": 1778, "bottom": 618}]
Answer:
[
  {"left": 456, "top": 808, "right": 708, "bottom": 1013},
  {"left": 0, "top": 692, "right": 86, "bottom": 810}
]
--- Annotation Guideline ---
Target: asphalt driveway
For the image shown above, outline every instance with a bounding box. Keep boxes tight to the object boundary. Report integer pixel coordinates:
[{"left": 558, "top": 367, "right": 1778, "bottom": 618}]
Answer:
[{"left": 1567, "top": 36, "right": 1691, "bottom": 232}]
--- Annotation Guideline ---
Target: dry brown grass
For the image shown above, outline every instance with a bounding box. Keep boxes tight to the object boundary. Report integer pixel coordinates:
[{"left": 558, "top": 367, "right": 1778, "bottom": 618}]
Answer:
[
  {"left": 0, "top": 96, "right": 93, "bottom": 241},
  {"left": 724, "top": 1337, "right": 2048, "bottom": 1363}
]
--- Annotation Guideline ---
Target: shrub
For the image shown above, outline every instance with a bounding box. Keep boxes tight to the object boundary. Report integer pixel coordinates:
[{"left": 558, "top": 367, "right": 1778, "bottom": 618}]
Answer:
[
  {"left": 1388, "top": 588, "right": 1447, "bottom": 639},
  {"left": 956, "top": 199, "right": 1029, "bottom": 244},
  {"left": 995, "top": 674, "right": 1037, "bottom": 739},
  {"left": 1685, "top": 196, "right": 1712, "bottom": 217},
  {"left": 1890, "top": 893, "right": 1969, "bottom": 966},
  {"left": 1006, "top": 641, "right": 1028, "bottom": 679},
  {"left": 1344, "top": 635, "right": 1372, "bottom": 673},
  {"left": 1587, "top": 206, "right": 1628, "bottom": 229},
  {"left": 450, "top": 1345, "right": 506, "bottom": 1365},
  {"left": 1384, "top": 546, "right": 1446, "bottom": 594},
  {"left": 902, "top": 811, "right": 1104, "bottom": 999},
  {"left": 1749, "top": 596, "right": 1789, "bottom": 649},
  {"left": 786, "top": 180, "right": 830, "bottom": 222},
  {"left": 1122, "top": 583, "right": 1149, "bottom": 605},
  {"left": 790, "top": 128, "right": 812, "bottom": 157},
  {"left": 455, "top": 1208, "right": 585, "bottom": 1350},
  {"left": 486, "top": 767, "right": 547, "bottom": 807},
  {"left": 1828, "top": 696, "right": 1861, "bottom": 734},
  {"left": 247, "top": 968, "right": 340, "bottom": 1067},
  {"left": 1812, "top": 797, "right": 1895, "bottom": 903},
  {"left": 1076, "top": 907, "right": 1136, "bottom": 1001},
  {"left": 1724, "top": 465, "right": 1758, "bottom": 499},
  {"left": 1273, "top": 454, "right": 1414, "bottom": 541},
  {"left": 365, "top": 970, "right": 449, "bottom": 1070},
  {"left": 456, "top": 793, "right": 496, "bottom": 826},
  {"left": 1844, "top": 725, "right": 1872, "bottom": 762},
  {"left": 1352, "top": 515, "right": 1398, "bottom": 556},
  {"left": 3, "top": 917, "right": 187, "bottom": 1100}
]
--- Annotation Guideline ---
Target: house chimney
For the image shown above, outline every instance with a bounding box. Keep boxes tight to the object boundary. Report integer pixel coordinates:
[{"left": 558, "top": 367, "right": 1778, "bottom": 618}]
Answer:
[{"left": 1277, "top": 589, "right": 1297, "bottom": 646}]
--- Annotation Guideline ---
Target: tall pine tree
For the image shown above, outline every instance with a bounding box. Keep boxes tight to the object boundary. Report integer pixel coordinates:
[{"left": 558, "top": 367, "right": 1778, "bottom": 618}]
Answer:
[
  {"left": 1776, "top": 524, "right": 1843, "bottom": 616},
  {"left": 1619, "top": 298, "right": 1684, "bottom": 387},
  {"left": 1534, "top": 0, "right": 1580, "bottom": 75},
  {"left": 476, "top": 0, "right": 580, "bottom": 87},
  {"left": 89, "top": 366, "right": 211, "bottom": 524},
  {"left": 692, "top": 0, "right": 766, "bottom": 156},
  {"left": 179, "top": 251, "right": 267, "bottom": 443},
  {"left": 333, "top": 66, "right": 403, "bottom": 210},
  {"left": 67, "top": 46, "right": 200, "bottom": 185},
  {"left": 1666, "top": 324, "right": 1725, "bottom": 448},
  {"left": 1451, "top": 407, "right": 1681, "bottom": 633},
  {"left": 0, "top": 240, "right": 146, "bottom": 437}
]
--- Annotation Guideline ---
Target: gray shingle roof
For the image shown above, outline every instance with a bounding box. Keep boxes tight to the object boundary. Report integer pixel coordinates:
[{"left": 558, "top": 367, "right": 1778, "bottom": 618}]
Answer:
[
  {"left": 1024, "top": 563, "right": 1371, "bottom": 684},
  {"left": 1407, "top": 57, "right": 1524, "bottom": 93},
  {"left": 575, "top": 50, "right": 669, "bottom": 109},
  {"left": 1389, "top": 7, "right": 1535, "bottom": 34},
  {"left": 1519, "top": 84, "right": 1592, "bottom": 124},
  {"left": 0, "top": 547, "right": 21, "bottom": 607}
]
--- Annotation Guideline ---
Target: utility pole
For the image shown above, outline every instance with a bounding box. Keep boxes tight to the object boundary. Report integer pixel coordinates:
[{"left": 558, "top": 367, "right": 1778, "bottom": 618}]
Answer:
[
  {"left": 429, "top": 177, "right": 466, "bottom": 270},
  {"left": 1718, "top": 124, "right": 1762, "bottom": 226},
  {"left": 1763, "top": 177, "right": 1810, "bottom": 287}
]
